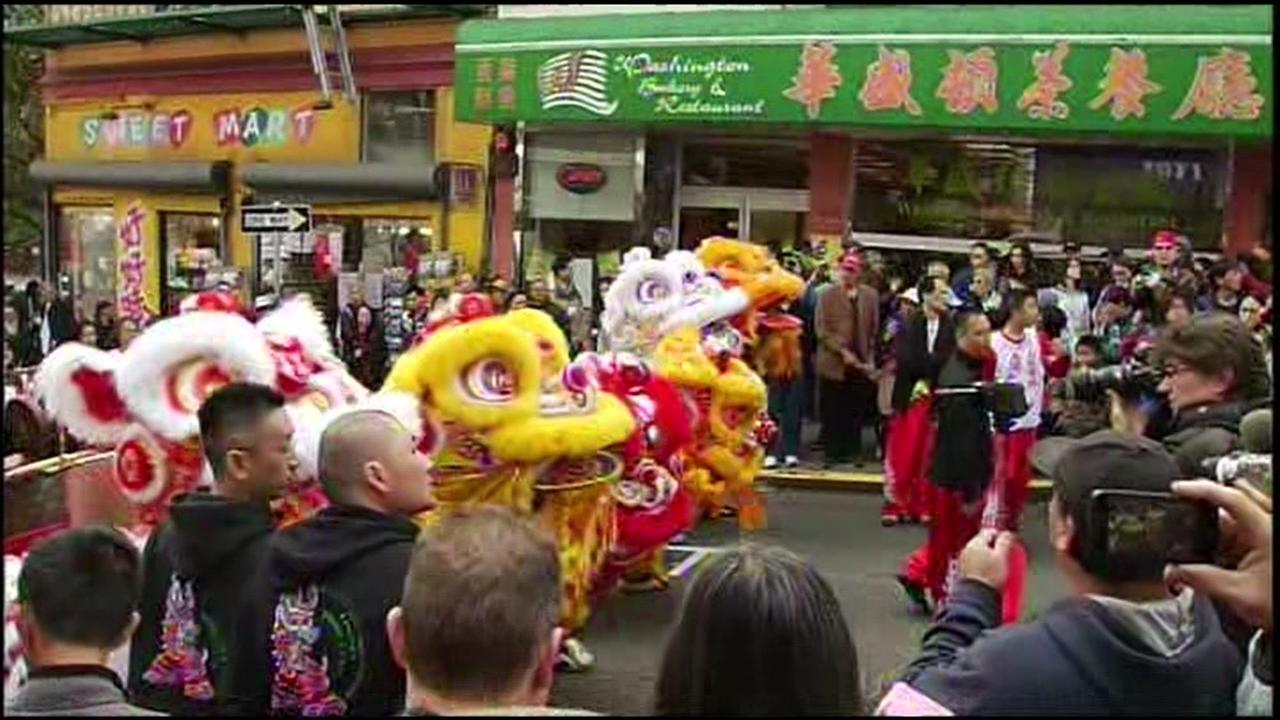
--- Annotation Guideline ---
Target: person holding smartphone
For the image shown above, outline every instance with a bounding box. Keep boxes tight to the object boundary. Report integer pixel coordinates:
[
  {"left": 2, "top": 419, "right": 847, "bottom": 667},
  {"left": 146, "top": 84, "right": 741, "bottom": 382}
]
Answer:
[{"left": 878, "top": 431, "right": 1240, "bottom": 716}]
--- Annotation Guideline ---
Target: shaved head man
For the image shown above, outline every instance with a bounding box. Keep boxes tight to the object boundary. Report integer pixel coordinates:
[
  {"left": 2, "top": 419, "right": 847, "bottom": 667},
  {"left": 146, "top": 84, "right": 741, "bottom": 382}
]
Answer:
[
  {"left": 318, "top": 410, "right": 436, "bottom": 515},
  {"left": 228, "top": 408, "right": 435, "bottom": 716}
]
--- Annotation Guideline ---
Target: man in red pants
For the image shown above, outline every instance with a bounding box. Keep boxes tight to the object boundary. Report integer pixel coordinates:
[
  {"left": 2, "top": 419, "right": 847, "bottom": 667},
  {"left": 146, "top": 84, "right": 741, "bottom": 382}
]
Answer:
[
  {"left": 898, "top": 310, "right": 995, "bottom": 614},
  {"left": 883, "top": 276, "right": 956, "bottom": 525}
]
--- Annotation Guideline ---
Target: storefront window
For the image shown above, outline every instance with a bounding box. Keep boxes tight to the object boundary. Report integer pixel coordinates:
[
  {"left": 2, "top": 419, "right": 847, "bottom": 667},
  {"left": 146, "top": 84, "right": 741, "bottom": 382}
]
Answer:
[
  {"left": 364, "top": 91, "right": 436, "bottom": 167},
  {"left": 851, "top": 140, "right": 1036, "bottom": 241},
  {"left": 681, "top": 138, "right": 808, "bottom": 189},
  {"left": 56, "top": 207, "right": 116, "bottom": 323},
  {"left": 163, "top": 213, "right": 224, "bottom": 313},
  {"left": 1033, "top": 146, "right": 1225, "bottom": 251}
]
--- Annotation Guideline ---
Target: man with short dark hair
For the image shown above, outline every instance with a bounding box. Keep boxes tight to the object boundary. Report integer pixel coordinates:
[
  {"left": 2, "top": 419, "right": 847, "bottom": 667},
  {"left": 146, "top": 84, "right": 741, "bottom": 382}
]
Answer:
[
  {"left": 951, "top": 242, "right": 994, "bottom": 303},
  {"left": 228, "top": 408, "right": 435, "bottom": 716},
  {"left": 7, "top": 527, "right": 161, "bottom": 716},
  {"left": 897, "top": 311, "right": 995, "bottom": 614},
  {"left": 883, "top": 275, "right": 955, "bottom": 525},
  {"left": 128, "top": 382, "right": 294, "bottom": 715},
  {"left": 389, "top": 506, "right": 594, "bottom": 716},
  {"left": 880, "top": 432, "right": 1241, "bottom": 716}
]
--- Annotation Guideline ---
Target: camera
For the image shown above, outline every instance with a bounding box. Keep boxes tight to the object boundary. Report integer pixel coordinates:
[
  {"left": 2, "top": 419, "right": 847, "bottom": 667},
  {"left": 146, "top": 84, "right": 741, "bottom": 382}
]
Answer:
[
  {"left": 1062, "top": 362, "right": 1163, "bottom": 403},
  {"left": 1086, "top": 489, "right": 1219, "bottom": 582},
  {"left": 1202, "top": 453, "right": 1272, "bottom": 496},
  {"left": 934, "top": 382, "right": 1028, "bottom": 423}
]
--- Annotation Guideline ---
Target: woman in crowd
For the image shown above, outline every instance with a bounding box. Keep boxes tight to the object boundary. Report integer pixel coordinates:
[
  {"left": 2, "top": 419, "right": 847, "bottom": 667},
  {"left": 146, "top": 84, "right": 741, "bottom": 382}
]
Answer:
[
  {"left": 1000, "top": 240, "right": 1037, "bottom": 293},
  {"left": 654, "top": 543, "right": 862, "bottom": 716},
  {"left": 1047, "top": 257, "right": 1091, "bottom": 353},
  {"left": 348, "top": 304, "right": 387, "bottom": 389},
  {"left": 965, "top": 268, "right": 1003, "bottom": 319}
]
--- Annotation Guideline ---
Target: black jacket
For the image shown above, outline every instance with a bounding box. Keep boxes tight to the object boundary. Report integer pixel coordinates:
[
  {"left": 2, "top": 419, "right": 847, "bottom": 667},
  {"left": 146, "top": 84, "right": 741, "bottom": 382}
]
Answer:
[
  {"left": 930, "top": 349, "right": 992, "bottom": 502},
  {"left": 128, "top": 492, "right": 275, "bottom": 715},
  {"left": 891, "top": 310, "right": 956, "bottom": 412},
  {"left": 1159, "top": 400, "right": 1242, "bottom": 478},
  {"left": 890, "top": 580, "right": 1240, "bottom": 716},
  {"left": 227, "top": 504, "right": 419, "bottom": 717}
]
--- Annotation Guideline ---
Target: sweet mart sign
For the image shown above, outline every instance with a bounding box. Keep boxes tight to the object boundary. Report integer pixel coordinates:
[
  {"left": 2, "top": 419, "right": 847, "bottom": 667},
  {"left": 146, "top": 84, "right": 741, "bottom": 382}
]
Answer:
[
  {"left": 456, "top": 30, "right": 1272, "bottom": 137},
  {"left": 48, "top": 92, "right": 358, "bottom": 163}
]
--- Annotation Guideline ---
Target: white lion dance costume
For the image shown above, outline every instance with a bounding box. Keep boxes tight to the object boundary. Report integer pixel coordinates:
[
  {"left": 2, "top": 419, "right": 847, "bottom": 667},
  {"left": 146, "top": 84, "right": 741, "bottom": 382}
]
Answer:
[{"left": 3, "top": 291, "right": 367, "bottom": 692}]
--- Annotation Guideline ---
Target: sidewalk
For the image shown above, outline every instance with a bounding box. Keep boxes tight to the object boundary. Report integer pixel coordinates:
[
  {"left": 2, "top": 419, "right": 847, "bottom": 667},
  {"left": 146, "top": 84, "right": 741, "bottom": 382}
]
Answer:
[{"left": 758, "top": 419, "right": 1053, "bottom": 495}]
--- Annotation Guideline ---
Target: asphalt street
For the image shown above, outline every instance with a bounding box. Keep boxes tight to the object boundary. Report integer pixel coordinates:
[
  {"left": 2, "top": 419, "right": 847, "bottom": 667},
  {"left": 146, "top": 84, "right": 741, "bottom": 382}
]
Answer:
[{"left": 551, "top": 484, "right": 1068, "bottom": 715}]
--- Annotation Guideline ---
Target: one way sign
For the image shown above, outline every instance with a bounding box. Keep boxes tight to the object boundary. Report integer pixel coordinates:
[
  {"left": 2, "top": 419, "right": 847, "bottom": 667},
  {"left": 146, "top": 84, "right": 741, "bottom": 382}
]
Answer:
[{"left": 241, "top": 204, "right": 312, "bottom": 233}]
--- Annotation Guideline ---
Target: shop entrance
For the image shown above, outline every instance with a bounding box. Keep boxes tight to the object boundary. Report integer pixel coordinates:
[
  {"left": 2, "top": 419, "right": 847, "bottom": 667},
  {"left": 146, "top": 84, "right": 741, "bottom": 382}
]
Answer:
[{"left": 677, "top": 186, "right": 809, "bottom": 252}]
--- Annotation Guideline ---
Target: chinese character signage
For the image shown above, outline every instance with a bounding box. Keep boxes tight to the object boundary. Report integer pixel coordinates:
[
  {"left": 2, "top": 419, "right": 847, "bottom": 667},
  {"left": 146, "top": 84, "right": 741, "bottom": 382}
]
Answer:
[{"left": 458, "top": 41, "right": 1271, "bottom": 137}]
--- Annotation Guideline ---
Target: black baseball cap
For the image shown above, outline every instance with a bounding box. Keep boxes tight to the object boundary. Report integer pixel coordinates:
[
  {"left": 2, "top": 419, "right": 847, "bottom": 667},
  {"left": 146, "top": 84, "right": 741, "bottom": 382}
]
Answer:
[{"left": 1050, "top": 431, "right": 1181, "bottom": 517}]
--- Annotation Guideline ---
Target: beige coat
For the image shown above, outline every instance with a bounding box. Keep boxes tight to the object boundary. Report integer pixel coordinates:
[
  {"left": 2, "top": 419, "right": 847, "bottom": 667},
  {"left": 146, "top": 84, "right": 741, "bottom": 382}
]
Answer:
[{"left": 814, "top": 282, "right": 880, "bottom": 382}]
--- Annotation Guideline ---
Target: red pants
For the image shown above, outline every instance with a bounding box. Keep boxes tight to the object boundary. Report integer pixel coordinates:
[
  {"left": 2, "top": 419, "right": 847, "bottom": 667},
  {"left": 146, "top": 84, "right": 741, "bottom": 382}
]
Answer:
[
  {"left": 883, "top": 396, "right": 936, "bottom": 519},
  {"left": 983, "top": 430, "right": 1037, "bottom": 532},
  {"left": 902, "top": 487, "right": 980, "bottom": 606}
]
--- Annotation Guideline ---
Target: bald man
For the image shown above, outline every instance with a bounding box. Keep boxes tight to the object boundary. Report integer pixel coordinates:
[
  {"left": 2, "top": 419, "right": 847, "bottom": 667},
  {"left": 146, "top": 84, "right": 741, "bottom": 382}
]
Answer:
[{"left": 227, "top": 409, "right": 435, "bottom": 717}]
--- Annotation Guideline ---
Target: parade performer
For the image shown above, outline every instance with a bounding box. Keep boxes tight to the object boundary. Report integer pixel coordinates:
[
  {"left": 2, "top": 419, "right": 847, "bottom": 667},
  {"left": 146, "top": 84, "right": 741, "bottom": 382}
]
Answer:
[
  {"left": 601, "top": 239, "right": 803, "bottom": 529},
  {"left": 380, "top": 296, "right": 636, "bottom": 671},
  {"left": 5, "top": 291, "right": 368, "bottom": 698},
  {"left": 882, "top": 276, "right": 955, "bottom": 526}
]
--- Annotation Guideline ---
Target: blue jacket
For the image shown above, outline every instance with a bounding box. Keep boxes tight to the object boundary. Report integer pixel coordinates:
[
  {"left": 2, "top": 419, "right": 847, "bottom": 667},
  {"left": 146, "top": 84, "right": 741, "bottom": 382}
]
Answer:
[{"left": 880, "top": 580, "right": 1240, "bottom": 716}]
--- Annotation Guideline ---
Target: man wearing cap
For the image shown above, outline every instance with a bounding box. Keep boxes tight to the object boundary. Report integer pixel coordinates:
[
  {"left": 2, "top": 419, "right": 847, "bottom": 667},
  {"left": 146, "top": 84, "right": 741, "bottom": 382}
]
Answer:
[
  {"left": 879, "top": 431, "right": 1240, "bottom": 716},
  {"left": 1147, "top": 229, "right": 1184, "bottom": 287},
  {"left": 882, "top": 276, "right": 956, "bottom": 526},
  {"left": 815, "top": 249, "right": 881, "bottom": 468}
]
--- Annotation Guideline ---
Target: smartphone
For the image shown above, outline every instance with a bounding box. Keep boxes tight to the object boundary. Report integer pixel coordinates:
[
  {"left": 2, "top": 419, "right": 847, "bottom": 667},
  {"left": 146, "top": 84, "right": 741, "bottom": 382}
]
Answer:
[{"left": 1086, "top": 490, "right": 1219, "bottom": 582}]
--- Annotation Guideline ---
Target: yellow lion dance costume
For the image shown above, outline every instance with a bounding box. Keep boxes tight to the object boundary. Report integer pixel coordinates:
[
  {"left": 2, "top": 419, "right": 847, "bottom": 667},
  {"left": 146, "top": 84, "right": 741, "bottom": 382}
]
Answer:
[{"left": 380, "top": 298, "right": 634, "bottom": 670}]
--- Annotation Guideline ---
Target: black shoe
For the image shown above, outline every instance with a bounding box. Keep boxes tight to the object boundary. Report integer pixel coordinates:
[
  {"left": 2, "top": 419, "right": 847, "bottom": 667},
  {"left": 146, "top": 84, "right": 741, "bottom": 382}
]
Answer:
[{"left": 896, "top": 574, "right": 932, "bottom": 616}]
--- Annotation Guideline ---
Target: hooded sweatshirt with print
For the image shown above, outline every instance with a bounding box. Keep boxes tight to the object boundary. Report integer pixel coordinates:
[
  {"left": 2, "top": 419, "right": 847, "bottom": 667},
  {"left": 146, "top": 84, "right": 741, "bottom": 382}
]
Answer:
[
  {"left": 128, "top": 491, "right": 275, "bottom": 715},
  {"left": 878, "top": 579, "right": 1240, "bottom": 716},
  {"left": 226, "top": 504, "right": 419, "bottom": 717}
]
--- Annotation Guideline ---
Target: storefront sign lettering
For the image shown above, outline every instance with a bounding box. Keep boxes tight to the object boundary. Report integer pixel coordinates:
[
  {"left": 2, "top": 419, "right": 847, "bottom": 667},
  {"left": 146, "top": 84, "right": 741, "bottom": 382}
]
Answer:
[
  {"left": 1018, "top": 41, "right": 1074, "bottom": 120},
  {"left": 1172, "top": 47, "right": 1265, "bottom": 121},
  {"left": 460, "top": 35, "right": 1271, "bottom": 137},
  {"left": 117, "top": 205, "right": 150, "bottom": 325},
  {"left": 858, "top": 45, "right": 922, "bottom": 116},
  {"left": 82, "top": 110, "right": 193, "bottom": 149},
  {"left": 213, "top": 107, "right": 317, "bottom": 147},
  {"left": 783, "top": 42, "right": 843, "bottom": 119},
  {"left": 556, "top": 163, "right": 608, "bottom": 194},
  {"left": 1089, "top": 48, "right": 1162, "bottom": 121}
]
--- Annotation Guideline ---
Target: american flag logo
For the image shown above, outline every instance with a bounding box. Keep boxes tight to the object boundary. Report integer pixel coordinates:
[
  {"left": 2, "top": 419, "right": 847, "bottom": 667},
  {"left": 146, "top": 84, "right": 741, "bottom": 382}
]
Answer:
[{"left": 538, "top": 50, "right": 619, "bottom": 116}]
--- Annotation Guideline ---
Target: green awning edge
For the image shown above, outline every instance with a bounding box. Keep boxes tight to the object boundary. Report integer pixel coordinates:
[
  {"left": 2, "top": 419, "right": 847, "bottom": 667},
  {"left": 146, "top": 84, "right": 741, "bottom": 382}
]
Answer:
[
  {"left": 457, "top": 4, "right": 1273, "bottom": 52},
  {"left": 4, "top": 4, "right": 490, "bottom": 49}
]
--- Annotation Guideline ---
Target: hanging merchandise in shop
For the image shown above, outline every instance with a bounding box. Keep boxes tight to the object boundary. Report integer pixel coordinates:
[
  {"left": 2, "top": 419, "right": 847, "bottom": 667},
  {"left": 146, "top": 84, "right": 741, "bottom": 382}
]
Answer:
[{"left": 455, "top": 5, "right": 1271, "bottom": 138}]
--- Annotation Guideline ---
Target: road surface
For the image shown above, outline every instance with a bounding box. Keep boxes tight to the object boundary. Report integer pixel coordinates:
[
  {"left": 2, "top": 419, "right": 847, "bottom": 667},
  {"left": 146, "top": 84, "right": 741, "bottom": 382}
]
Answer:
[{"left": 551, "top": 484, "right": 1067, "bottom": 715}]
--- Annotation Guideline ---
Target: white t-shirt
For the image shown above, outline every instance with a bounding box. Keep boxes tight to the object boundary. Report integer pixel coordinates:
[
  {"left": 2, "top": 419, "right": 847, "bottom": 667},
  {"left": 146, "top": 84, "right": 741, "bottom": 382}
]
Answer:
[{"left": 991, "top": 328, "right": 1044, "bottom": 432}]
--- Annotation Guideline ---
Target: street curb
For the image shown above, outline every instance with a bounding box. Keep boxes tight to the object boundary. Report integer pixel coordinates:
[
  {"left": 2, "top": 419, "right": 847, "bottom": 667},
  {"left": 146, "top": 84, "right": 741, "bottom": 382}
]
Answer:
[{"left": 760, "top": 469, "right": 1053, "bottom": 495}]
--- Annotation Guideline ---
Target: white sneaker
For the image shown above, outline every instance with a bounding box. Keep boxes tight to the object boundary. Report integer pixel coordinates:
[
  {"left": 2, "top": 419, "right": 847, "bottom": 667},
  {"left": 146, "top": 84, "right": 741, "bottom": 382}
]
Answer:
[
  {"left": 763, "top": 456, "right": 779, "bottom": 469},
  {"left": 784, "top": 455, "right": 800, "bottom": 468},
  {"left": 557, "top": 637, "right": 595, "bottom": 672}
]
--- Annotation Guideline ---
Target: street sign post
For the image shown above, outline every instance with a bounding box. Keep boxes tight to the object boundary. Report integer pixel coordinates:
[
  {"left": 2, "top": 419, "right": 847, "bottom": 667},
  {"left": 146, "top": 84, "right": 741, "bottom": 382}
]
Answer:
[
  {"left": 242, "top": 204, "right": 312, "bottom": 301},
  {"left": 241, "top": 204, "right": 312, "bottom": 233}
]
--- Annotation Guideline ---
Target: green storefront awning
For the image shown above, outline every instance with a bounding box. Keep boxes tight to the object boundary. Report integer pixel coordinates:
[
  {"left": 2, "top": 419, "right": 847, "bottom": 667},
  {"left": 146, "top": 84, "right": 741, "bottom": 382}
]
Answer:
[{"left": 455, "top": 4, "right": 1273, "bottom": 138}]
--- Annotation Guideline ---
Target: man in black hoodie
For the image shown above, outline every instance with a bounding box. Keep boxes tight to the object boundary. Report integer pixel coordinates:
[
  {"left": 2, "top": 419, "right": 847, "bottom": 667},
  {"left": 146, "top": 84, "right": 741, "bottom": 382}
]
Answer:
[
  {"left": 228, "top": 407, "right": 435, "bottom": 716},
  {"left": 878, "top": 432, "right": 1241, "bottom": 716},
  {"left": 128, "top": 382, "right": 296, "bottom": 715}
]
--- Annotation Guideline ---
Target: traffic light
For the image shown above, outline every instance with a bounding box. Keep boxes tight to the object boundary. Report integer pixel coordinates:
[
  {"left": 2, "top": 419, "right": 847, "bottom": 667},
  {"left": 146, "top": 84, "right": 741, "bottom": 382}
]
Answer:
[{"left": 491, "top": 125, "right": 518, "bottom": 179}]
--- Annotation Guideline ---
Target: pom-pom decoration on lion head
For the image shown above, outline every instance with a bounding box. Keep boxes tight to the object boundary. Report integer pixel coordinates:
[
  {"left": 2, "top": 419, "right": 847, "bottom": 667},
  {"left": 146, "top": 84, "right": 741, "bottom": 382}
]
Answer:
[{"left": 32, "top": 293, "right": 368, "bottom": 528}]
